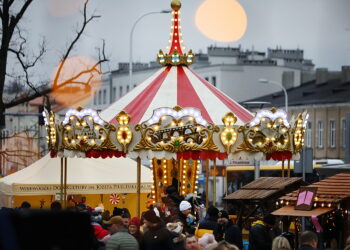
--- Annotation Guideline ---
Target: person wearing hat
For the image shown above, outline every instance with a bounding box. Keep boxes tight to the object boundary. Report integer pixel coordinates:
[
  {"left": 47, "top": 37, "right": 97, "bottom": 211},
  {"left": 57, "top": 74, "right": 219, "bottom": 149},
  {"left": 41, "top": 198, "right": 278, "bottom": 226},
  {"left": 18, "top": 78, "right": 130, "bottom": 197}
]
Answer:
[
  {"left": 179, "top": 200, "right": 196, "bottom": 234},
  {"left": 196, "top": 205, "right": 220, "bottom": 241},
  {"left": 103, "top": 216, "right": 138, "bottom": 250},
  {"left": 217, "top": 210, "right": 243, "bottom": 250},
  {"left": 128, "top": 217, "right": 143, "bottom": 245},
  {"left": 248, "top": 214, "right": 276, "bottom": 250},
  {"left": 167, "top": 222, "right": 186, "bottom": 250},
  {"left": 141, "top": 209, "right": 173, "bottom": 250}
]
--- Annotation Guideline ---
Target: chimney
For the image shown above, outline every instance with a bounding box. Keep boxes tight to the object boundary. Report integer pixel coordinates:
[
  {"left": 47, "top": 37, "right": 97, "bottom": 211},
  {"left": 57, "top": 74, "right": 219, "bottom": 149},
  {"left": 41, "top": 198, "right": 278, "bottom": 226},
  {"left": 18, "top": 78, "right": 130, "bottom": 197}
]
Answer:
[
  {"left": 341, "top": 66, "right": 350, "bottom": 83},
  {"left": 316, "top": 68, "right": 328, "bottom": 85}
]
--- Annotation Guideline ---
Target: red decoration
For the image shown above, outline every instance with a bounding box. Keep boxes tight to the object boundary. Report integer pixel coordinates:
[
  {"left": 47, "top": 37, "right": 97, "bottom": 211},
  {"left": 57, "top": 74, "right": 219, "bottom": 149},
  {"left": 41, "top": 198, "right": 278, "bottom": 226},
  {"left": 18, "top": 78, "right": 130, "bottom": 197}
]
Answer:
[
  {"left": 85, "top": 150, "right": 126, "bottom": 158},
  {"left": 109, "top": 193, "right": 120, "bottom": 204},
  {"left": 177, "top": 151, "right": 228, "bottom": 160},
  {"left": 50, "top": 151, "right": 57, "bottom": 158},
  {"left": 266, "top": 151, "right": 292, "bottom": 161}
]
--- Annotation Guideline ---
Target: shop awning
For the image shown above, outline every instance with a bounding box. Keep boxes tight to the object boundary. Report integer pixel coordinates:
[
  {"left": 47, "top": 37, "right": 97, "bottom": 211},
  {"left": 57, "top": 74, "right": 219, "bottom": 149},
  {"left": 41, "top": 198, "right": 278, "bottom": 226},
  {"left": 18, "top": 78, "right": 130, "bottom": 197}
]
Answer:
[{"left": 272, "top": 206, "right": 333, "bottom": 217}]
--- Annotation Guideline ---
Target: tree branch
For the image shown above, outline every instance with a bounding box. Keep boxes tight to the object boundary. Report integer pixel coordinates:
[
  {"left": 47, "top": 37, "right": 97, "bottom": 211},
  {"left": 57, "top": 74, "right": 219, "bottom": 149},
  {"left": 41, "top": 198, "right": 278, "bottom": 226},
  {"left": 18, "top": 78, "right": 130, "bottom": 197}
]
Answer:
[
  {"left": 9, "top": 0, "right": 32, "bottom": 30},
  {"left": 53, "top": 0, "right": 101, "bottom": 88}
]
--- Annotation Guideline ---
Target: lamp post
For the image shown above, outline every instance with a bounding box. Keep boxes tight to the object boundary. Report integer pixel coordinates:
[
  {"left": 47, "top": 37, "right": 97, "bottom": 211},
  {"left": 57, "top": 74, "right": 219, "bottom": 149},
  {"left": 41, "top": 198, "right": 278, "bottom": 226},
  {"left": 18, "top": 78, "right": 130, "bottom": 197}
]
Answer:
[
  {"left": 129, "top": 10, "right": 171, "bottom": 86},
  {"left": 259, "top": 78, "right": 288, "bottom": 113}
]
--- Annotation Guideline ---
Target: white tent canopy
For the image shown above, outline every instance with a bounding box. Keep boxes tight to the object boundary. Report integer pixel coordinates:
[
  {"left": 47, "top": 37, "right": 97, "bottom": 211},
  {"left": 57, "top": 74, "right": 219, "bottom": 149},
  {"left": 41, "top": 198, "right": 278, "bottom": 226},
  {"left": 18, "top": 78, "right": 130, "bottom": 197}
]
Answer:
[{"left": 0, "top": 154, "right": 152, "bottom": 199}]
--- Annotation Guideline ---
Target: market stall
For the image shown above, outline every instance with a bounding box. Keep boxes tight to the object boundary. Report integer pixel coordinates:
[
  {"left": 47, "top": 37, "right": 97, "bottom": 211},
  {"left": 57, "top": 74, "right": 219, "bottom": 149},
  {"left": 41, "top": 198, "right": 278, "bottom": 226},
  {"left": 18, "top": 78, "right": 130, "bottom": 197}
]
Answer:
[
  {"left": 272, "top": 173, "right": 350, "bottom": 248},
  {"left": 0, "top": 154, "right": 152, "bottom": 215}
]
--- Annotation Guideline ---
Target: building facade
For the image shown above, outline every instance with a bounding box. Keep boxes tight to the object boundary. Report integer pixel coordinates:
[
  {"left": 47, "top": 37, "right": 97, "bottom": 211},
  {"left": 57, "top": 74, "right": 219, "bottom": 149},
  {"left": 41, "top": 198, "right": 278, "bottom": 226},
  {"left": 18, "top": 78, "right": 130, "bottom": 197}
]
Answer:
[
  {"left": 246, "top": 66, "right": 350, "bottom": 160},
  {"left": 88, "top": 45, "right": 315, "bottom": 110}
]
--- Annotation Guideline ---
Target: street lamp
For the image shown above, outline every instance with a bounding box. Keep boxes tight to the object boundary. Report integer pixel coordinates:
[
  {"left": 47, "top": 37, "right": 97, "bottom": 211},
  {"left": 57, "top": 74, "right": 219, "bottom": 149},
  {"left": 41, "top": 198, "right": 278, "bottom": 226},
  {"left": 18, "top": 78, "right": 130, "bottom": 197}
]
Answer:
[
  {"left": 259, "top": 78, "right": 288, "bottom": 113},
  {"left": 129, "top": 10, "right": 172, "bottom": 86}
]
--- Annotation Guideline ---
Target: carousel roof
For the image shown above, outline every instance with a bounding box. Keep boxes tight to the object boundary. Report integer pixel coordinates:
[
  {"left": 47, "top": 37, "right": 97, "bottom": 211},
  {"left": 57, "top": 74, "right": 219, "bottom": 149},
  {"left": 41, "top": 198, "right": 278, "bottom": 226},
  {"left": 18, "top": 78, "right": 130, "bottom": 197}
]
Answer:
[
  {"left": 101, "top": 66, "right": 253, "bottom": 125},
  {"left": 100, "top": 0, "right": 253, "bottom": 126}
]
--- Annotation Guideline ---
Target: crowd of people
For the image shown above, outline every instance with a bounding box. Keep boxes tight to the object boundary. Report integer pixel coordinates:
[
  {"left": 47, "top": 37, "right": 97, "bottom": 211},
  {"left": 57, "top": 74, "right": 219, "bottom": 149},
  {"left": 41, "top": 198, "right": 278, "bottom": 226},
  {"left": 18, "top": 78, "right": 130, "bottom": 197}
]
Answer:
[{"left": 8, "top": 198, "right": 343, "bottom": 250}]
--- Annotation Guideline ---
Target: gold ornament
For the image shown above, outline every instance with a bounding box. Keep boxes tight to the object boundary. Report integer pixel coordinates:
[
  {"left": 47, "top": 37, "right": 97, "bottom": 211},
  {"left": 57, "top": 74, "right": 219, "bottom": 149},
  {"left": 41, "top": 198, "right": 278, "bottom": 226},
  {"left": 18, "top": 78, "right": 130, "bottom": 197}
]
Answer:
[
  {"left": 134, "top": 106, "right": 219, "bottom": 153},
  {"left": 220, "top": 113, "right": 238, "bottom": 153},
  {"left": 171, "top": 0, "right": 181, "bottom": 11},
  {"left": 157, "top": 49, "right": 194, "bottom": 66},
  {"left": 236, "top": 108, "right": 291, "bottom": 154},
  {"left": 116, "top": 111, "right": 132, "bottom": 152}
]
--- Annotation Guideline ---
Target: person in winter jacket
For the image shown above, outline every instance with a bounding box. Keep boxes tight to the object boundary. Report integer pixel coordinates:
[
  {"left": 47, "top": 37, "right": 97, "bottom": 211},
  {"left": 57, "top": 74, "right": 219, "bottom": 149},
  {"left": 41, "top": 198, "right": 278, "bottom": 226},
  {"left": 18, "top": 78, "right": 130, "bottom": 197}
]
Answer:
[
  {"left": 167, "top": 222, "right": 186, "bottom": 250},
  {"left": 141, "top": 209, "right": 173, "bottom": 250},
  {"left": 298, "top": 231, "right": 318, "bottom": 250},
  {"left": 217, "top": 210, "right": 243, "bottom": 250},
  {"left": 128, "top": 217, "right": 143, "bottom": 246},
  {"left": 178, "top": 201, "right": 196, "bottom": 234},
  {"left": 197, "top": 205, "right": 220, "bottom": 241},
  {"left": 104, "top": 216, "right": 139, "bottom": 250},
  {"left": 248, "top": 214, "right": 276, "bottom": 250}
]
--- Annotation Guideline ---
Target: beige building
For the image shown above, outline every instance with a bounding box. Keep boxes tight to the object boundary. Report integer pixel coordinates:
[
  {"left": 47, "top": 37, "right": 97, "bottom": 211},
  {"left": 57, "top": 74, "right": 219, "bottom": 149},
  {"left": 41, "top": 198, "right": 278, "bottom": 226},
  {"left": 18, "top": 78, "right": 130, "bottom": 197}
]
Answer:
[{"left": 247, "top": 66, "right": 350, "bottom": 160}]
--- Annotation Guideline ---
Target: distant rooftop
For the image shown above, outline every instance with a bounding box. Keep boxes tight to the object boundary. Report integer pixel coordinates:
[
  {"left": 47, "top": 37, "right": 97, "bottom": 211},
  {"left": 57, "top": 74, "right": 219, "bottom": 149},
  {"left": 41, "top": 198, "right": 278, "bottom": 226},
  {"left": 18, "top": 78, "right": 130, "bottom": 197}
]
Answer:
[{"left": 245, "top": 66, "right": 350, "bottom": 107}]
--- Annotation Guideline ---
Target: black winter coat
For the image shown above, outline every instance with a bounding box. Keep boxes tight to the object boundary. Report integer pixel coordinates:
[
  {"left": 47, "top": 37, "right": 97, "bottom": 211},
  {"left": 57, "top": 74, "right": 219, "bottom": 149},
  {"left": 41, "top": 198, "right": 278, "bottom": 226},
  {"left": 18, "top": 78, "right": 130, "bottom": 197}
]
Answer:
[
  {"left": 223, "top": 223, "right": 243, "bottom": 250},
  {"left": 248, "top": 224, "right": 272, "bottom": 250},
  {"left": 141, "top": 224, "right": 173, "bottom": 250},
  {"left": 298, "top": 244, "right": 317, "bottom": 250},
  {"left": 198, "top": 217, "right": 220, "bottom": 241}
]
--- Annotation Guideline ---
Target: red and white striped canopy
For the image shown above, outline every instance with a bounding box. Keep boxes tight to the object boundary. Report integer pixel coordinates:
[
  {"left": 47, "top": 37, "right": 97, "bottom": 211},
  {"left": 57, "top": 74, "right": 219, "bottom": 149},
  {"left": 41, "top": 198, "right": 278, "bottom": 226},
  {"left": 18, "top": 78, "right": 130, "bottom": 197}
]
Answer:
[{"left": 100, "top": 65, "right": 253, "bottom": 125}]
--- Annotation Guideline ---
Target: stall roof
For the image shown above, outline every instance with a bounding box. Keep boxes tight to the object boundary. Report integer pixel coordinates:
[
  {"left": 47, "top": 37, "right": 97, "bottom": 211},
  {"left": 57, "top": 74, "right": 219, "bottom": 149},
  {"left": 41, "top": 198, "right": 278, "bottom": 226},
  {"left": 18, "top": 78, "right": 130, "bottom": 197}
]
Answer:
[
  {"left": 279, "top": 173, "right": 350, "bottom": 204},
  {"left": 225, "top": 177, "right": 306, "bottom": 200},
  {"left": 272, "top": 206, "right": 332, "bottom": 217}
]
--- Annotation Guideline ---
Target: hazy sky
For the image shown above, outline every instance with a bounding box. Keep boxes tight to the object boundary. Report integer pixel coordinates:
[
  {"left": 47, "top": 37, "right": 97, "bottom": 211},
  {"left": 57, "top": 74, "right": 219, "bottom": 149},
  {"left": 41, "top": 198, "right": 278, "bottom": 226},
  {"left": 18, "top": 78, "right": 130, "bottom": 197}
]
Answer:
[{"left": 18, "top": 0, "right": 350, "bottom": 78}]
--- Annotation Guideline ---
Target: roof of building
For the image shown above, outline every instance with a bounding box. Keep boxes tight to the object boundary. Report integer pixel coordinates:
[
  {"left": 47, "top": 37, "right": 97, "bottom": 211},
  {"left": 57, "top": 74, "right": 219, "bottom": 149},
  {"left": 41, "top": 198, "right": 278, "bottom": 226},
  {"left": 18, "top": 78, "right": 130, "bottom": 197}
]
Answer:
[
  {"left": 279, "top": 173, "right": 350, "bottom": 204},
  {"left": 244, "top": 78, "right": 350, "bottom": 107},
  {"left": 225, "top": 177, "right": 306, "bottom": 201}
]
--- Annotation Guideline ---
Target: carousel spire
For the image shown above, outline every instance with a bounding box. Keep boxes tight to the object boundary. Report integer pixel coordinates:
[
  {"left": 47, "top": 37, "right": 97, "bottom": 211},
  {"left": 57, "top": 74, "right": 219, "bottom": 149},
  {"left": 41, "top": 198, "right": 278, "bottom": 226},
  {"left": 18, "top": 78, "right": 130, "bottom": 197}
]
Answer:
[{"left": 157, "top": 0, "right": 194, "bottom": 66}]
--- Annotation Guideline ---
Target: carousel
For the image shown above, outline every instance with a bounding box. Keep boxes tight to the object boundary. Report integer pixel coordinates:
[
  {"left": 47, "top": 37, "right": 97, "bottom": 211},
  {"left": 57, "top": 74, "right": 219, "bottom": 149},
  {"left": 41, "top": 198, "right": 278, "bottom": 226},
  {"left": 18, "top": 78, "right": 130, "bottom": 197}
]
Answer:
[{"left": 43, "top": 0, "right": 308, "bottom": 217}]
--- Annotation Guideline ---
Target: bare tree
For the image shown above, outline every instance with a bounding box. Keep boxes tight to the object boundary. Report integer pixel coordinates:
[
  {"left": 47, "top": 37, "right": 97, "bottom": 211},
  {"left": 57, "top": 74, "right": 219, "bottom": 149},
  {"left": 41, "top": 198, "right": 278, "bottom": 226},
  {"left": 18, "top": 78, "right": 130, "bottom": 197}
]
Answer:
[{"left": 0, "top": 0, "right": 108, "bottom": 128}]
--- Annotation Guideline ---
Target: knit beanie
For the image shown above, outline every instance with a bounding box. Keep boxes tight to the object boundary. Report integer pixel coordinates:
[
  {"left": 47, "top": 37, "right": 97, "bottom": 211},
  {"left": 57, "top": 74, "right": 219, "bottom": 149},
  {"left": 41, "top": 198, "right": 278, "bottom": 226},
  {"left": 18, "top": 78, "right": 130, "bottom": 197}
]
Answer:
[
  {"left": 128, "top": 217, "right": 141, "bottom": 228},
  {"left": 179, "top": 201, "right": 192, "bottom": 211},
  {"left": 143, "top": 210, "right": 161, "bottom": 223},
  {"left": 207, "top": 205, "right": 219, "bottom": 218}
]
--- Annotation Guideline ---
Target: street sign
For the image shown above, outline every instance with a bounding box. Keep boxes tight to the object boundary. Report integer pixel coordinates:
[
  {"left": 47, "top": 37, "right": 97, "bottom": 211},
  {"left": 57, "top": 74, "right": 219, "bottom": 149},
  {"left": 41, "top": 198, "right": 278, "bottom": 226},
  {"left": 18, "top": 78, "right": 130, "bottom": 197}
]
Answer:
[{"left": 198, "top": 173, "right": 205, "bottom": 183}]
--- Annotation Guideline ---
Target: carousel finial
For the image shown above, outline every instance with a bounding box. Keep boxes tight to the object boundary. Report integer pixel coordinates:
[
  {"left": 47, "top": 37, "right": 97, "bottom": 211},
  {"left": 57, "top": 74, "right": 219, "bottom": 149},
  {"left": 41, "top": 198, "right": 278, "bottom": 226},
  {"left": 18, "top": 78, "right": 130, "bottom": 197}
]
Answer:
[
  {"left": 171, "top": 0, "right": 181, "bottom": 11},
  {"left": 157, "top": 0, "right": 194, "bottom": 66}
]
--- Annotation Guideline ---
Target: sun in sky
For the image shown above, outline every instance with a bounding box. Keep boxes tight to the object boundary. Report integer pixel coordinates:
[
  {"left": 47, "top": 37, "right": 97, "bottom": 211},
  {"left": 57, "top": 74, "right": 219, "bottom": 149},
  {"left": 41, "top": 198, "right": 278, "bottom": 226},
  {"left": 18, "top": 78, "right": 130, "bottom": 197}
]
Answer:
[{"left": 195, "top": 0, "right": 247, "bottom": 42}]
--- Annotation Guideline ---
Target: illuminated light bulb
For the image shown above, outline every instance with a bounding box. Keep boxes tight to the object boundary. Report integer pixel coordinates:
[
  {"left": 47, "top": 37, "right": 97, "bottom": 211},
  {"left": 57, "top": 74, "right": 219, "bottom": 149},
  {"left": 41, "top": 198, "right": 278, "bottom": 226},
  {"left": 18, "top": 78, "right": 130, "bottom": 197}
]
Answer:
[
  {"left": 101, "top": 136, "right": 105, "bottom": 141},
  {"left": 321, "top": 203, "right": 325, "bottom": 207},
  {"left": 328, "top": 203, "right": 331, "bottom": 208},
  {"left": 72, "top": 139, "right": 76, "bottom": 144},
  {"left": 314, "top": 203, "right": 317, "bottom": 207},
  {"left": 164, "top": 180, "right": 167, "bottom": 184},
  {"left": 281, "top": 200, "right": 284, "bottom": 204},
  {"left": 276, "top": 201, "right": 279, "bottom": 206}
]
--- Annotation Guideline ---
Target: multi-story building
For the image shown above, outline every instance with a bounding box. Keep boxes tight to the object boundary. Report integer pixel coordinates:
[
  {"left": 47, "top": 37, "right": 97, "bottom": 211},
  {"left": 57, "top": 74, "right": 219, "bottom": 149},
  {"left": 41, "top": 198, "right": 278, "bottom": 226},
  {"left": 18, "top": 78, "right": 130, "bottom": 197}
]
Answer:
[
  {"left": 88, "top": 45, "right": 315, "bottom": 110},
  {"left": 245, "top": 66, "right": 350, "bottom": 160}
]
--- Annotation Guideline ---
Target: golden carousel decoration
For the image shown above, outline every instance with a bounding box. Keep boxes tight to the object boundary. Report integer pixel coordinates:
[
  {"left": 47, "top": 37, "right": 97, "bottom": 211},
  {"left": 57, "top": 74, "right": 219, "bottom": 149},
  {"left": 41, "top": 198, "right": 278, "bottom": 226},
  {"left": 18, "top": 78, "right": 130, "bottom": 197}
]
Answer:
[{"left": 43, "top": 0, "right": 309, "bottom": 216}]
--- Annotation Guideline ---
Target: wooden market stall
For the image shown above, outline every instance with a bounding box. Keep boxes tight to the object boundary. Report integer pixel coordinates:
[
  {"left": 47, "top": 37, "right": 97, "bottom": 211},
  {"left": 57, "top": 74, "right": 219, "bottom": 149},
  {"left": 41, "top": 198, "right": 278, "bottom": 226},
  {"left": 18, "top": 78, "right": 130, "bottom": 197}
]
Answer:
[
  {"left": 272, "top": 173, "right": 350, "bottom": 249},
  {"left": 225, "top": 177, "right": 306, "bottom": 228}
]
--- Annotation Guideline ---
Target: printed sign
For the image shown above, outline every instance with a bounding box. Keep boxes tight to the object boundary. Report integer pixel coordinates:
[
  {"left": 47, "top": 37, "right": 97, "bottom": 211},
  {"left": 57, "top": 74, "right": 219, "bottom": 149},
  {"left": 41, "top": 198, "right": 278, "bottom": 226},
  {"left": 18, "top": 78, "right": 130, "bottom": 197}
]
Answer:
[{"left": 295, "top": 187, "right": 317, "bottom": 211}]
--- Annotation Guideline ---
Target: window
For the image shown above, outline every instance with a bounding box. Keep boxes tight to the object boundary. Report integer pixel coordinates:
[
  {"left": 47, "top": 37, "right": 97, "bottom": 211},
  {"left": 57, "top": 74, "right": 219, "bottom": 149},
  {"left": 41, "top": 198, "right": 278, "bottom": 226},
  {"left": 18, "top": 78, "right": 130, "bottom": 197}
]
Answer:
[
  {"left": 329, "top": 120, "right": 336, "bottom": 148},
  {"left": 317, "top": 121, "right": 324, "bottom": 148},
  {"left": 212, "top": 76, "right": 216, "bottom": 87},
  {"left": 103, "top": 89, "right": 107, "bottom": 104},
  {"left": 127, "top": 85, "right": 130, "bottom": 93},
  {"left": 119, "top": 86, "right": 123, "bottom": 98},
  {"left": 306, "top": 121, "right": 312, "bottom": 148},
  {"left": 112, "top": 87, "right": 116, "bottom": 101},
  {"left": 98, "top": 90, "right": 102, "bottom": 105},
  {"left": 205, "top": 77, "right": 209, "bottom": 81},
  {"left": 93, "top": 91, "right": 97, "bottom": 105},
  {"left": 133, "top": 84, "right": 137, "bottom": 88},
  {"left": 342, "top": 118, "right": 346, "bottom": 148}
]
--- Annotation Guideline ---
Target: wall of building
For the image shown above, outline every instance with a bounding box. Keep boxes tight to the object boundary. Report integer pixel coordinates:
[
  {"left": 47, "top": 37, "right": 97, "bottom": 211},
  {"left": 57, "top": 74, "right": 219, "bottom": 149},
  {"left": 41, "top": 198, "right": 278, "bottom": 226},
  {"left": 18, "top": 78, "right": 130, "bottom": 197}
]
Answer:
[
  {"left": 194, "top": 64, "right": 301, "bottom": 102},
  {"left": 290, "top": 103, "right": 350, "bottom": 160}
]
